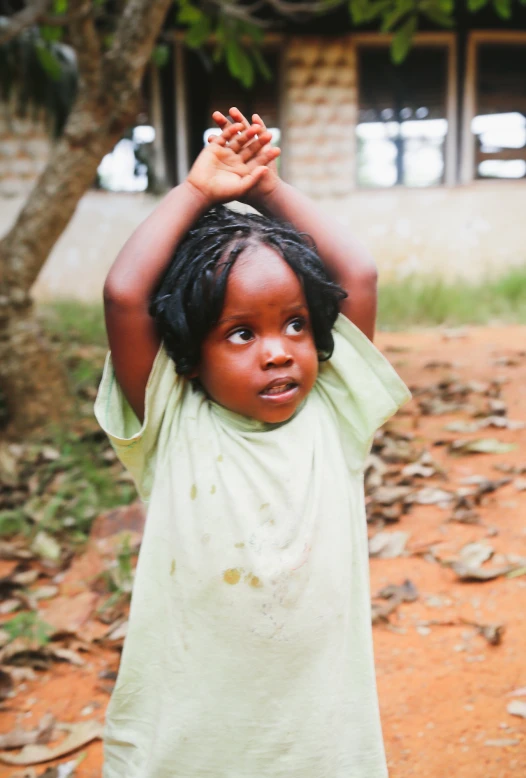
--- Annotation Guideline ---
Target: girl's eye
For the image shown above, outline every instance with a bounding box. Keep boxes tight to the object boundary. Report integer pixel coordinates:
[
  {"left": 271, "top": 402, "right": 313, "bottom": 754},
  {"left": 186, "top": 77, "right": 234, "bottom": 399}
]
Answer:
[
  {"left": 227, "top": 328, "right": 254, "bottom": 344},
  {"left": 285, "top": 317, "right": 306, "bottom": 336}
]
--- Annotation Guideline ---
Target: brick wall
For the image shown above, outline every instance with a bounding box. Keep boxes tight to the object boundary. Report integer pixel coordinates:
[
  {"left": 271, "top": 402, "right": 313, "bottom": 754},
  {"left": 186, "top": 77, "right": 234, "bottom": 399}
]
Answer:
[{"left": 283, "top": 37, "right": 357, "bottom": 198}]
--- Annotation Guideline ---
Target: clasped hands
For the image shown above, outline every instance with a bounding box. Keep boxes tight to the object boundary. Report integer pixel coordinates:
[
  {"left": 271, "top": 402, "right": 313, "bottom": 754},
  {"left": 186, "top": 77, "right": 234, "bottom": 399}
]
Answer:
[{"left": 186, "top": 106, "right": 281, "bottom": 206}]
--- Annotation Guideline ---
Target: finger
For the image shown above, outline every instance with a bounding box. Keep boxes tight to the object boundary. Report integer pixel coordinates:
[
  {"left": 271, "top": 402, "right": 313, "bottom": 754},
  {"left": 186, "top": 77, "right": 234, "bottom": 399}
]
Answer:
[
  {"left": 239, "top": 130, "right": 273, "bottom": 163},
  {"left": 213, "top": 121, "right": 244, "bottom": 147},
  {"left": 252, "top": 113, "right": 268, "bottom": 132},
  {"left": 237, "top": 165, "right": 269, "bottom": 194},
  {"left": 227, "top": 123, "right": 260, "bottom": 153},
  {"left": 250, "top": 144, "right": 281, "bottom": 168},
  {"left": 228, "top": 106, "right": 251, "bottom": 129},
  {"left": 212, "top": 110, "right": 231, "bottom": 131}
]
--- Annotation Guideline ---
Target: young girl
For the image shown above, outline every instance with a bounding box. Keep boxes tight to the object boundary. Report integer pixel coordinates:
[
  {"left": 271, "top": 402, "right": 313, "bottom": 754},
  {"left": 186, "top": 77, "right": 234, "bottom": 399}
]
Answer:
[{"left": 95, "top": 107, "right": 410, "bottom": 778}]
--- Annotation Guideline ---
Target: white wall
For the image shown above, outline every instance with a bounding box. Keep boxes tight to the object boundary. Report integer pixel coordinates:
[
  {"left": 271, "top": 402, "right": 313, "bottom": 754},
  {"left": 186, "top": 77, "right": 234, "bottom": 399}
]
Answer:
[{"left": 0, "top": 182, "right": 524, "bottom": 303}]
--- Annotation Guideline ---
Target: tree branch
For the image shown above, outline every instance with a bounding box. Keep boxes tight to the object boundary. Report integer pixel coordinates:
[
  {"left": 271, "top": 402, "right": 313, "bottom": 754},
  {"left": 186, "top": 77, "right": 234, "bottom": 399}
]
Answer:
[
  {"left": 207, "top": 0, "right": 270, "bottom": 26},
  {"left": 104, "top": 0, "right": 174, "bottom": 103},
  {"left": 0, "top": 0, "right": 52, "bottom": 45},
  {"left": 67, "top": 0, "right": 102, "bottom": 95},
  {"left": 264, "top": 0, "right": 346, "bottom": 18}
]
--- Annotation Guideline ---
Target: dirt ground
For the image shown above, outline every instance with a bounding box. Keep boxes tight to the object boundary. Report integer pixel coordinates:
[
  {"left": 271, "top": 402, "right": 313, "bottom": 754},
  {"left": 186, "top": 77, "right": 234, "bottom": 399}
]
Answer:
[{"left": 1, "top": 325, "right": 526, "bottom": 778}]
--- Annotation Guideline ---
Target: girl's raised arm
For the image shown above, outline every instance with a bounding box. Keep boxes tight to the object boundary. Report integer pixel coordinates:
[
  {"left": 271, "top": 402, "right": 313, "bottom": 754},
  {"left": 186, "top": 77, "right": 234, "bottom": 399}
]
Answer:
[
  {"left": 103, "top": 181, "right": 209, "bottom": 423},
  {"left": 214, "top": 108, "right": 378, "bottom": 341},
  {"left": 103, "top": 122, "right": 277, "bottom": 422}
]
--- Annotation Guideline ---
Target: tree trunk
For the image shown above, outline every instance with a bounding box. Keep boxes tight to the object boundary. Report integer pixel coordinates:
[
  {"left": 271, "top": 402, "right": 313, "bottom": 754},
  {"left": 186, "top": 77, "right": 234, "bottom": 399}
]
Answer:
[
  {"left": 0, "top": 0, "right": 174, "bottom": 436},
  {"left": 0, "top": 300, "right": 72, "bottom": 436},
  {"left": 0, "top": 102, "right": 132, "bottom": 436}
]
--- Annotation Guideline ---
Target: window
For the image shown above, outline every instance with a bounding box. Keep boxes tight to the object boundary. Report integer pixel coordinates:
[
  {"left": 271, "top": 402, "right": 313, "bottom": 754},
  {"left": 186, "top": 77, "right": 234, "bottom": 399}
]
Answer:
[
  {"left": 355, "top": 37, "right": 454, "bottom": 188},
  {"left": 473, "top": 42, "right": 526, "bottom": 180}
]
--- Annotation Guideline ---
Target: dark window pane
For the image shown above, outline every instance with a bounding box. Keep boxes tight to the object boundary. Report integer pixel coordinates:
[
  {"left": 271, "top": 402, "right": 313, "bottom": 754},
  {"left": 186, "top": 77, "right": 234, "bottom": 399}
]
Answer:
[
  {"left": 474, "top": 43, "right": 526, "bottom": 180},
  {"left": 356, "top": 46, "right": 448, "bottom": 188}
]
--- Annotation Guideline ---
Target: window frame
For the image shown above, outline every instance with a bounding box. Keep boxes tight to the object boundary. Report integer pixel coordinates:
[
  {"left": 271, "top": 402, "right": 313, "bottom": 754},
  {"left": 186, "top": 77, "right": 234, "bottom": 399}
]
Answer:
[
  {"left": 461, "top": 30, "right": 526, "bottom": 184},
  {"left": 351, "top": 32, "right": 457, "bottom": 188}
]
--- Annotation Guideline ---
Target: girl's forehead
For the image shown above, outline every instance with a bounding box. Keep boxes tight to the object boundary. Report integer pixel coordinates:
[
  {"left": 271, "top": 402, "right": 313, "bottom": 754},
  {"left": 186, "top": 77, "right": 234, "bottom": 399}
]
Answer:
[{"left": 227, "top": 245, "right": 302, "bottom": 296}]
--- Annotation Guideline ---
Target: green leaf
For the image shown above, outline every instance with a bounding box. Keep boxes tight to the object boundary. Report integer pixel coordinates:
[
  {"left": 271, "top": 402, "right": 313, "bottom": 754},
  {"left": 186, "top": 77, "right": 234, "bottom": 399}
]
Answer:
[
  {"left": 251, "top": 46, "right": 273, "bottom": 81},
  {"left": 493, "top": 0, "right": 511, "bottom": 17},
  {"left": 467, "top": 0, "right": 488, "bottom": 9},
  {"left": 151, "top": 44, "right": 170, "bottom": 68},
  {"left": 350, "top": 0, "right": 373, "bottom": 24},
  {"left": 35, "top": 43, "right": 62, "bottom": 81},
  {"left": 391, "top": 15, "right": 417, "bottom": 63},
  {"left": 380, "top": 0, "right": 412, "bottom": 32},
  {"left": 53, "top": 0, "right": 68, "bottom": 13},
  {"left": 213, "top": 44, "right": 224, "bottom": 64},
  {"left": 244, "top": 23, "right": 265, "bottom": 45},
  {"left": 225, "top": 39, "right": 254, "bottom": 88},
  {"left": 40, "top": 25, "right": 64, "bottom": 43},
  {"left": 4, "top": 612, "right": 53, "bottom": 647},
  {"left": 185, "top": 16, "right": 212, "bottom": 48},
  {"left": 420, "top": 6, "right": 455, "bottom": 26},
  {"left": 177, "top": 1, "right": 205, "bottom": 24}
]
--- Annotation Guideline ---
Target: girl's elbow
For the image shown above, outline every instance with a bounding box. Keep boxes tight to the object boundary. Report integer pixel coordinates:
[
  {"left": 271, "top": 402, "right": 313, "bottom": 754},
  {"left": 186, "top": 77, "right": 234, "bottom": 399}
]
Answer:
[{"left": 103, "top": 276, "right": 145, "bottom": 311}]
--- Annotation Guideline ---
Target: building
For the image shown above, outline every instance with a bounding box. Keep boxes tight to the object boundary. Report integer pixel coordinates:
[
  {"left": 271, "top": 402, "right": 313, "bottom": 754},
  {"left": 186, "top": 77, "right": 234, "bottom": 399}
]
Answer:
[{"left": 2, "top": 9, "right": 526, "bottom": 299}]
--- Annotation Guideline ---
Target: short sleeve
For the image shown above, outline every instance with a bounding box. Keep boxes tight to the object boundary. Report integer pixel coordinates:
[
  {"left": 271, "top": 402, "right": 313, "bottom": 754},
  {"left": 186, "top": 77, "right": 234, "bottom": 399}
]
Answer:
[
  {"left": 94, "top": 347, "right": 183, "bottom": 500},
  {"left": 315, "top": 313, "right": 411, "bottom": 470}
]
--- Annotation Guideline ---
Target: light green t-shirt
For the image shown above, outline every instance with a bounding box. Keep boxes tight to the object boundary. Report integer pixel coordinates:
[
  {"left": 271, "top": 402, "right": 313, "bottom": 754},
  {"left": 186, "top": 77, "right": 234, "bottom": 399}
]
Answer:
[{"left": 95, "top": 313, "right": 410, "bottom": 778}]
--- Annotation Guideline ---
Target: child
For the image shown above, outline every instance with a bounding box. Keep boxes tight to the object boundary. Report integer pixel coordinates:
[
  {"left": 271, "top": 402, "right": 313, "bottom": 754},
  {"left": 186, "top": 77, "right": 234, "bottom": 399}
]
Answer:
[{"left": 95, "top": 106, "right": 410, "bottom": 778}]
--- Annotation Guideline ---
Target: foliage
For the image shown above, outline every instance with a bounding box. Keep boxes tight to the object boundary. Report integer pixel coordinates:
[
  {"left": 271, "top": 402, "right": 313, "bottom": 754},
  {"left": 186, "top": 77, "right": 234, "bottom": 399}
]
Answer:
[
  {"left": 0, "top": 303, "right": 135, "bottom": 544},
  {"left": 0, "top": 26, "right": 77, "bottom": 136},
  {"left": 3, "top": 611, "right": 54, "bottom": 646},
  {"left": 176, "top": 0, "right": 271, "bottom": 88},
  {"left": 349, "top": 0, "right": 525, "bottom": 63},
  {"left": 2, "top": 0, "right": 524, "bottom": 117}
]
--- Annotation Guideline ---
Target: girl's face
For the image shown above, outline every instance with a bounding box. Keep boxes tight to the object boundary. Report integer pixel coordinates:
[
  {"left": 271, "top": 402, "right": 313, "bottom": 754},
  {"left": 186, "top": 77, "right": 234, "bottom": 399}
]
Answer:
[{"left": 197, "top": 245, "right": 319, "bottom": 423}]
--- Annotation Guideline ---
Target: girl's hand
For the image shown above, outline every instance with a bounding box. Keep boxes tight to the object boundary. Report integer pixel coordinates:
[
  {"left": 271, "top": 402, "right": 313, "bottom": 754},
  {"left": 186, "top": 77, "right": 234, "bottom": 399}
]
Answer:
[
  {"left": 211, "top": 108, "right": 281, "bottom": 205},
  {"left": 186, "top": 122, "right": 278, "bottom": 205}
]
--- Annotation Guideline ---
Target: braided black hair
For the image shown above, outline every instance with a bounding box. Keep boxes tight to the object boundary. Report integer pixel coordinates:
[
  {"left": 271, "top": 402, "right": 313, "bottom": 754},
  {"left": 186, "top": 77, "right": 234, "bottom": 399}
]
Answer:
[{"left": 149, "top": 205, "right": 347, "bottom": 377}]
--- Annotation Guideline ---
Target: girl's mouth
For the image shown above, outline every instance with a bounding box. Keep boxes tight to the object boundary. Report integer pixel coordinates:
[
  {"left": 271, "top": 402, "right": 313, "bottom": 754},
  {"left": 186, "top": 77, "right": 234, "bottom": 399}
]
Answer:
[{"left": 259, "top": 381, "right": 299, "bottom": 403}]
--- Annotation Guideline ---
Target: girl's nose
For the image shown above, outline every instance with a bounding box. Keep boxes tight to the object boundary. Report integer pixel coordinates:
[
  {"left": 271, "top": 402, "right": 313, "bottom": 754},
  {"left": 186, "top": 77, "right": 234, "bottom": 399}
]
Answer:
[{"left": 262, "top": 339, "right": 293, "bottom": 369}]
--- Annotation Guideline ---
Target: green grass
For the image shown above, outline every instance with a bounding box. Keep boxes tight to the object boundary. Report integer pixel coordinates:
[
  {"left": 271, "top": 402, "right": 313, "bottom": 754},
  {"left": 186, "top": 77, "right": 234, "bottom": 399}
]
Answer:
[
  {"left": 377, "top": 266, "right": 526, "bottom": 330},
  {"left": 37, "top": 266, "right": 526, "bottom": 343},
  {"left": 38, "top": 301, "right": 107, "bottom": 347}
]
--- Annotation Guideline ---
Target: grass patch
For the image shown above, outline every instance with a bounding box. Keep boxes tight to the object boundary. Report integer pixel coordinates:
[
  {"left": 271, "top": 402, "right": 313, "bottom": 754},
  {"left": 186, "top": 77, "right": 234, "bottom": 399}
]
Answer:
[
  {"left": 378, "top": 265, "right": 526, "bottom": 330},
  {"left": 38, "top": 301, "right": 107, "bottom": 347}
]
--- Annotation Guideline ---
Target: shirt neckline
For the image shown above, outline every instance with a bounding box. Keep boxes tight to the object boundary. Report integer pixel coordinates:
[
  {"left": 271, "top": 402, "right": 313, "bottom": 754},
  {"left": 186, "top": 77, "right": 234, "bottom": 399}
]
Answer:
[{"left": 210, "top": 398, "right": 307, "bottom": 433}]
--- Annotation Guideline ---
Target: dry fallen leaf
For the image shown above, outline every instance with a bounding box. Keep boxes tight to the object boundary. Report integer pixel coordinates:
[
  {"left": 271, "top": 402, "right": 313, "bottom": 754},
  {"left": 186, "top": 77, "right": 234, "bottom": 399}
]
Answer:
[
  {"left": 369, "top": 531, "right": 409, "bottom": 559},
  {"left": 0, "top": 720, "right": 102, "bottom": 765},
  {"left": 407, "top": 488, "right": 453, "bottom": 507},
  {"left": 449, "top": 438, "right": 517, "bottom": 455},
  {"left": 459, "top": 542, "right": 494, "bottom": 568},
  {"left": 450, "top": 562, "right": 515, "bottom": 582},
  {"left": 0, "top": 714, "right": 55, "bottom": 750},
  {"left": 507, "top": 700, "right": 526, "bottom": 719}
]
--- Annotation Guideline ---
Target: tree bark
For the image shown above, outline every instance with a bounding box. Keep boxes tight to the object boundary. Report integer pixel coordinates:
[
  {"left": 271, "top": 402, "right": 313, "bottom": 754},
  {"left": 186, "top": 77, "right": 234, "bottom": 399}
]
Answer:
[{"left": 0, "top": 0, "right": 173, "bottom": 437}]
